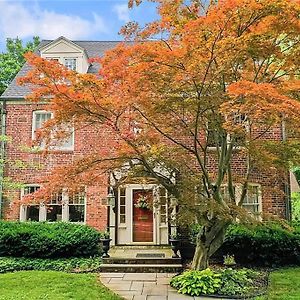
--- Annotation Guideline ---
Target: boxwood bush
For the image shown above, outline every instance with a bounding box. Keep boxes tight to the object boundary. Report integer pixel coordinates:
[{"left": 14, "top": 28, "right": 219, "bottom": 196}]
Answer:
[
  {"left": 0, "top": 221, "right": 102, "bottom": 258},
  {"left": 187, "top": 223, "right": 300, "bottom": 266},
  {"left": 220, "top": 223, "right": 300, "bottom": 266}
]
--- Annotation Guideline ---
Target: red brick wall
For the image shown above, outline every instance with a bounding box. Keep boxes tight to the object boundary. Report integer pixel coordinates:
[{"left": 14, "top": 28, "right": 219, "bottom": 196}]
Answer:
[
  {"left": 2, "top": 102, "right": 288, "bottom": 226},
  {"left": 3, "top": 102, "right": 111, "bottom": 231}
]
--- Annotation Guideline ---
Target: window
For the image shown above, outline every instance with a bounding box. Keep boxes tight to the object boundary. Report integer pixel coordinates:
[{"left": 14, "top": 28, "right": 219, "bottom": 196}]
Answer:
[
  {"left": 20, "top": 186, "right": 86, "bottom": 223},
  {"left": 220, "top": 183, "right": 261, "bottom": 216},
  {"left": 119, "top": 188, "right": 126, "bottom": 224},
  {"left": 243, "top": 185, "right": 261, "bottom": 214},
  {"left": 64, "top": 58, "right": 76, "bottom": 71},
  {"left": 68, "top": 190, "right": 86, "bottom": 222},
  {"left": 46, "top": 193, "right": 63, "bottom": 222},
  {"left": 159, "top": 187, "right": 168, "bottom": 225},
  {"left": 32, "top": 110, "right": 74, "bottom": 151},
  {"left": 21, "top": 185, "right": 41, "bottom": 221}
]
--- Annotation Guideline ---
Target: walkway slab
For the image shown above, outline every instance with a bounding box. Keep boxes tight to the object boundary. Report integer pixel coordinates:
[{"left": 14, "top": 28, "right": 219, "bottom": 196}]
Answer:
[{"left": 99, "top": 272, "right": 235, "bottom": 300}]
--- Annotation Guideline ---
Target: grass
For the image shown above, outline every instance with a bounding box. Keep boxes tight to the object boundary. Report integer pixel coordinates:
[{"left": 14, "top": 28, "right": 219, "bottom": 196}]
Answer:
[
  {"left": 0, "top": 271, "right": 122, "bottom": 300},
  {"left": 257, "top": 267, "right": 300, "bottom": 300}
]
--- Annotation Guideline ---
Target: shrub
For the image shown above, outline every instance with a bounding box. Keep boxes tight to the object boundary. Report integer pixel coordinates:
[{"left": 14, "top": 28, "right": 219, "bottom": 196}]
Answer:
[
  {"left": 170, "top": 268, "right": 263, "bottom": 297},
  {"left": 170, "top": 268, "right": 221, "bottom": 296},
  {"left": 221, "top": 224, "right": 300, "bottom": 266},
  {"left": 0, "top": 221, "right": 102, "bottom": 258},
  {"left": 0, "top": 257, "right": 102, "bottom": 273},
  {"left": 187, "top": 223, "right": 300, "bottom": 266}
]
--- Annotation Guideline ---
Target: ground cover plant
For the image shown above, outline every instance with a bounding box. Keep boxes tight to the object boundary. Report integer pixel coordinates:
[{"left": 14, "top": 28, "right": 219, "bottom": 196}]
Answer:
[
  {"left": 0, "top": 271, "right": 122, "bottom": 300},
  {"left": 0, "top": 256, "right": 102, "bottom": 273},
  {"left": 170, "top": 267, "right": 267, "bottom": 298},
  {"left": 0, "top": 221, "right": 102, "bottom": 258}
]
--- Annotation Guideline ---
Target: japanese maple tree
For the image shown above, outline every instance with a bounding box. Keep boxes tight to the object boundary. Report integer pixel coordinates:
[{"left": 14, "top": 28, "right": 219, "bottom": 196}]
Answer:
[{"left": 20, "top": 0, "right": 300, "bottom": 269}]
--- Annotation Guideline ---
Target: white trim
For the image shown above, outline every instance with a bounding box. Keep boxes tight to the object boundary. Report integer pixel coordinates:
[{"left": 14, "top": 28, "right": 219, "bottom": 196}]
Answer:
[
  {"left": 116, "top": 184, "right": 169, "bottom": 245},
  {"left": 39, "top": 36, "right": 85, "bottom": 53}
]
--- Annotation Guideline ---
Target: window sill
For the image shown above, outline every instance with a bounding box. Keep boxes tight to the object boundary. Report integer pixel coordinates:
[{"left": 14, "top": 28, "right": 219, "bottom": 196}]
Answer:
[{"left": 30, "top": 147, "right": 75, "bottom": 154}]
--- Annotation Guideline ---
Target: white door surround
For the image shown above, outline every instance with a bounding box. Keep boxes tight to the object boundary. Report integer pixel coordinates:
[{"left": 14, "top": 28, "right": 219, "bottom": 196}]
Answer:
[{"left": 111, "top": 184, "right": 169, "bottom": 245}]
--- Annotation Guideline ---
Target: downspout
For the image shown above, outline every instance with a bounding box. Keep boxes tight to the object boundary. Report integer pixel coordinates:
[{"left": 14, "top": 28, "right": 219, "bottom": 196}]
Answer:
[
  {"left": 0, "top": 99, "right": 7, "bottom": 219},
  {"left": 282, "top": 119, "right": 292, "bottom": 221}
]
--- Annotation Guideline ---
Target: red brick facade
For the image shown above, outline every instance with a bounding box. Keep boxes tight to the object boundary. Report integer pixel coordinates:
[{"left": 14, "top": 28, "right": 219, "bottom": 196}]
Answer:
[
  {"left": 2, "top": 102, "right": 110, "bottom": 231},
  {"left": 1, "top": 101, "right": 289, "bottom": 231}
]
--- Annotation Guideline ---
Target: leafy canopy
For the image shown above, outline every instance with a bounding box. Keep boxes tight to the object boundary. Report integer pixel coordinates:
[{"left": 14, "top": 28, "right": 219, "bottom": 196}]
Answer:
[{"left": 0, "top": 37, "right": 40, "bottom": 95}]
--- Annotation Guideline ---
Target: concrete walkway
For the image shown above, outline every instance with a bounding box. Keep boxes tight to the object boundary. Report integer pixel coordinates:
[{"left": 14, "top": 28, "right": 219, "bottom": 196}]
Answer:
[{"left": 99, "top": 272, "right": 232, "bottom": 300}]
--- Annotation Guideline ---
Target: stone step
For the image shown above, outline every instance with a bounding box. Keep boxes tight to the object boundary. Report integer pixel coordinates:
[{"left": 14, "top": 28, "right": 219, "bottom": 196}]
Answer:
[
  {"left": 110, "top": 245, "right": 172, "bottom": 250},
  {"left": 103, "top": 257, "right": 181, "bottom": 265},
  {"left": 99, "top": 263, "right": 183, "bottom": 273}
]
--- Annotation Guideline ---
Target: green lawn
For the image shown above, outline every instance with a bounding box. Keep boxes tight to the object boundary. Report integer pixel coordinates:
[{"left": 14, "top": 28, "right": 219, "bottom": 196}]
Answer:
[
  {"left": 0, "top": 271, "right": 122, "bottom": 300},
  {"left": 257, "top": 267, "right": 300, "bottom": 300}
]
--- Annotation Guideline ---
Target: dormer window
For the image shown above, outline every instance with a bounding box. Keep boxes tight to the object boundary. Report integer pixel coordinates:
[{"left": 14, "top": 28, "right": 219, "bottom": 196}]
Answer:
[{"left": 64, "top": 58, "right": 77, "bottom": 71}]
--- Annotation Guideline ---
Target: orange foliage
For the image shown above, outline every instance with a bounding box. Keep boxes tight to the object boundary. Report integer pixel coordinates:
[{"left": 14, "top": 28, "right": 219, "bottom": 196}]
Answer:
[{"left": 19, "top": 0, "right": 300, "bottom": 214}]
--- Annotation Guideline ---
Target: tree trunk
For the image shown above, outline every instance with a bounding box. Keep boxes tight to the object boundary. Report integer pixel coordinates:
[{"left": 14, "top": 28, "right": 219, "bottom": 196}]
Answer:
[
  {"left": 191, "top": 241, "right": 209, "bottom": 269},
  {"left": 191, "top": 220, "right": 229, "bottom": 270}
]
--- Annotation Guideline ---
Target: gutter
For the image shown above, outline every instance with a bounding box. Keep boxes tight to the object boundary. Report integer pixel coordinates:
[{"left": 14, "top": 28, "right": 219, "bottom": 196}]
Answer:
[
  {"left": 282, "top": 119, "right": 292, "bottom": 221},
  {"left": 0, "top": 99, "right": 6, "bottom": 219}
]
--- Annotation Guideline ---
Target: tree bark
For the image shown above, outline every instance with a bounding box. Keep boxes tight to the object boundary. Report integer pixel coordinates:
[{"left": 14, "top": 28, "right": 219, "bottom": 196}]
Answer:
[{"left": 191, "top": 220, "right": 229, "bottom": 270}]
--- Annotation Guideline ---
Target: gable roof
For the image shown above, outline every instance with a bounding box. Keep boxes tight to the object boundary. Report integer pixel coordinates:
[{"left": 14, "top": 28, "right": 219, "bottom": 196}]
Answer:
[{"left": 0, "top": 40, "right": 123, "bottom": 100}]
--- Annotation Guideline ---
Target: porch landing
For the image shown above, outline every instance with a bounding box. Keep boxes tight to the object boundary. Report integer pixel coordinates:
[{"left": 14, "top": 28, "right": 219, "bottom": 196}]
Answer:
[
  {"left": 109, "top": 245, "right": 176, "bottom": 259},
  {"left": 100, "top": 246, "right": 182, "bottom": 273}
]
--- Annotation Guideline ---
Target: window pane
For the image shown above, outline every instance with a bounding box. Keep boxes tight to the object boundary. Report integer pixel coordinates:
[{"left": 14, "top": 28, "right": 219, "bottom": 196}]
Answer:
[
  {"left": 46, "top": 205, "right": 62, "bottom": 222},
  {"left": 120, "top": 197, "right": 125, "bottom": 206},
  {"left": 24, "top": 186, "right": 40, "bottom": 195},
  {"left": 64, "top": 59, "right": 76, "bottom": 71},
  {"left": 120, "top": 215, "right": 126, "bottom": 223},
  {"left": 120, "top": 188, "right": 125, "bottom": 197},
  {"left": 69, "top": 192, "right": 85, "bottom": 205},
  {"left": 120, "top": 206, "right": 125, "bottom": 214},
  {"left": 69, "top": 205, "right": 85, "bottom": 222},
  {"left": 26, "top": 206, "right": 39, "bottom": 221},
  {"left": 161, "top": 215, "right": 167, "bottom": 224}
]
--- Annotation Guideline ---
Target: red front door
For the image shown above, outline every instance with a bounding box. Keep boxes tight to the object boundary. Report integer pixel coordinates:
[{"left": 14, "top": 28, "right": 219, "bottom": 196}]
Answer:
[{"left": 133, "top": 189, "right": 153, "bottom": 242}]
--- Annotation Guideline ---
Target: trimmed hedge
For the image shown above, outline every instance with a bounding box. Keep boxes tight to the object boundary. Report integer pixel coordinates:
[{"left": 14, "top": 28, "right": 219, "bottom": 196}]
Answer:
[
  {"left": 0, "top": 221, "right": 102, "bottom": 258},
  {"left": 220, "top": 223, "right": 300, "bottom": 266},
  {"left": 0, "top": 257, "right": 102, "bottom": 273},
  {"left": 186, "top": 223, "right": 300, "bottom": 266}
]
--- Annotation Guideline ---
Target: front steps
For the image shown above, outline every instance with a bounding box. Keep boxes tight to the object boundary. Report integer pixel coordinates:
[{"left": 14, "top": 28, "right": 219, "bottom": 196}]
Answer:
[{"left": 99, "top": 246, "right": 183, "bottom": 273}]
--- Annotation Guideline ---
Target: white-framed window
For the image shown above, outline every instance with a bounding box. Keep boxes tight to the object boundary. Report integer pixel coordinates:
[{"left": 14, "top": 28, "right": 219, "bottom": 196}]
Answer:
[
  {"left": 68, "top": 189, "right": 86, "bottom": 223},
  {"left": 21, "top": 185, "right": 41, "bottom": 221},
  {"left": 32, "top": 110, "right": 74, "bottom": 151},
  {"left": 243, "top": 184, "right": 261, "bottom": 214},
  {"left": 118, "top": 187, "right": 126, "bottom": 224},
  {"left": 46, "top": 192, "right": 63, "bottom": 222},
  {"left": 158, "top": 187, "right": 168, "bottom": 225},
  {"left": 64, "top": 58, "right": 77, "bottom": 71},
  {"left": 45, "top": 57, "right": 77, "bottom": 71},
  {"left": 20, "top": 186, "right": 86, "bottom": 223},
  {"left": 220, "top": 183, "right": 262, "bottom": 216}
]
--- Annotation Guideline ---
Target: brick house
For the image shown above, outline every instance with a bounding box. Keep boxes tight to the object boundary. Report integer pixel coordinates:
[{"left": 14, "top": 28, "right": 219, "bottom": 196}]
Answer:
[{"left": 0, "top": 37, "right": 291, "bottom": 246}]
